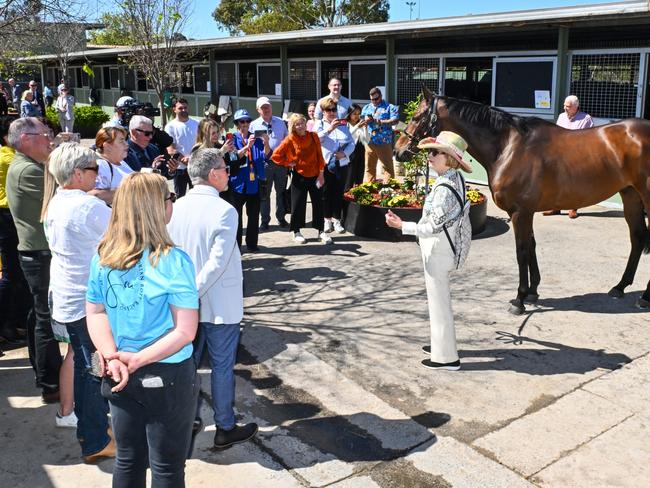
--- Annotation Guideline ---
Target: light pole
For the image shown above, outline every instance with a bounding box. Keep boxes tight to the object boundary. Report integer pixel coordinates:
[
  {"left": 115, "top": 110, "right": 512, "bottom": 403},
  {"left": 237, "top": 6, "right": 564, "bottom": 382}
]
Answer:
[{"left": 406, "top": 1, "right": 416, "bottom": 21}]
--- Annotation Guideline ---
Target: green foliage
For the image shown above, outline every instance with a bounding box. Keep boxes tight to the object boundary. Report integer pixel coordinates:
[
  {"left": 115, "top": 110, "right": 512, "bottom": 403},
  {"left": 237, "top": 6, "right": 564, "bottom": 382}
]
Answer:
[
  {"left": 213, "top": 0, "right": 389, "bottom": 35},
  {"left": 403, "top": 94, "right": 422, "bottom": 124},
  {"left": 88, "top": 13, "right": 133, "bottom": 45},
  {"left": 46, "top": 105, "right": 110, "bottom": 137}
]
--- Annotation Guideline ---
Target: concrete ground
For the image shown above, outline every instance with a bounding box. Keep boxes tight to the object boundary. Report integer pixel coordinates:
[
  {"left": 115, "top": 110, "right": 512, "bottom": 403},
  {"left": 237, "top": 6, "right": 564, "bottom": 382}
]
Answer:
[{"left": 1, "top": 185, "right": 649, "bottom": 487}]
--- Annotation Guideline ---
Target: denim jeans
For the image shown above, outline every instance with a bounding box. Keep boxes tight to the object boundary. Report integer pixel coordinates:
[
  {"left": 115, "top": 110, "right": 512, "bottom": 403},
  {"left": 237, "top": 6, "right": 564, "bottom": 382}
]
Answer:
[
  {"left": 0, "top": 208, "right": 31, "bottom": 332},
  {"left": 64, "top": 318, "right": 111, "bottom": 456},
  {"left": 103, "top": 358, "right": 199, "bottom": 488},
  {"left": 193, "top": 322, "right": 241, "bottom": 430},
  {"left": 18, "top": 250, "right": 61, "bottom": 393},
  {"left": 260, "top": 161, "right": 288, "bottom": 225}
]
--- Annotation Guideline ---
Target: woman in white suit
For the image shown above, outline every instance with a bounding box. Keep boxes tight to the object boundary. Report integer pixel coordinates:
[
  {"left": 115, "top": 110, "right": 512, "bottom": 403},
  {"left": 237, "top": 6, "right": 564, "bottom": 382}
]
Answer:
[
  {"left": 55, "top": 87, "right": 75, "bottom": 132},
  {"left": 167, "top": 148, "right": 258, "bottom": 451}
]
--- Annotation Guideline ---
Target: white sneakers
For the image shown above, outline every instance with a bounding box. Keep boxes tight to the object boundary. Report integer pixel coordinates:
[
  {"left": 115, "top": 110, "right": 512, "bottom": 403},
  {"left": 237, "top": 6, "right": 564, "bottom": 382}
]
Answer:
[
  {"left": 56, "top": 410, "right": 78, "bottom": 428},
  {"left": 324, "top": 219, "right": 345, "bottom": 234},
  {"left": 293, "top": 231, "right": 333, "bottom": 244},
  {"left": 293, "top": 232, "right": 306, "bottom": 244}
]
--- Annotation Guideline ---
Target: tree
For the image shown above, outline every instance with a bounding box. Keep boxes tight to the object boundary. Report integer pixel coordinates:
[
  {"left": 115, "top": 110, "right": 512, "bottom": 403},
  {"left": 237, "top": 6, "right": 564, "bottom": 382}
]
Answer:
[
  {"left": 118, "top": 0, "right": 193, "bottom": 125},
  {"left": 87, "top": 13, "right": 133, "bottom": 45},
  {"left": 213, "top": 0, "right": 389, "bottom": 36}
]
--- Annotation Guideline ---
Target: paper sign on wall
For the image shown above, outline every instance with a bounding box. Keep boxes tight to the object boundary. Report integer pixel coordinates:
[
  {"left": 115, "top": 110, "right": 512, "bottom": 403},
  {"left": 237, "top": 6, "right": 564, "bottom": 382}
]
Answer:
[
  {"left": 534, "top": 90, "right": 551, "bottom": 109},
  {"left": 275, "top": 83, "right": 282, "bottom": 96}
]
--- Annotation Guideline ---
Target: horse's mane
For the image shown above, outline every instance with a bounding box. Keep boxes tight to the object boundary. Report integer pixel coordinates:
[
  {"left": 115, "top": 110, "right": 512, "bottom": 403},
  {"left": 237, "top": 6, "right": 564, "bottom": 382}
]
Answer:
[{"left": 442, "top": 97, "right": 552, "bottom": 134}]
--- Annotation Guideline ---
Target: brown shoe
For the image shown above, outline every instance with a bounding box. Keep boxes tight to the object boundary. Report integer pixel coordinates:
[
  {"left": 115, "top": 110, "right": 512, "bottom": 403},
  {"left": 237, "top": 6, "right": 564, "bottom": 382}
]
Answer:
[
  {"left": 542, "top": 210, "right": 561, "bottom": 216},
  {"left": 83, "top": 438, "right": 116, "bottom": 464},
  {"left": 41, "top": 390, "right": 60, "bottom": 404},
  {"left": 568, "top": 209, "right": 578, "bottom": 219}
]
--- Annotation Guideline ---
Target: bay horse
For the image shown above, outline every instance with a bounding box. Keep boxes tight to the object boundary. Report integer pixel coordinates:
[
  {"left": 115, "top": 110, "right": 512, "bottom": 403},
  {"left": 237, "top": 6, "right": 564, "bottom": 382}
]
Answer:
[{"left": 395, "top": 87, "right": 650, "bottom": 314}]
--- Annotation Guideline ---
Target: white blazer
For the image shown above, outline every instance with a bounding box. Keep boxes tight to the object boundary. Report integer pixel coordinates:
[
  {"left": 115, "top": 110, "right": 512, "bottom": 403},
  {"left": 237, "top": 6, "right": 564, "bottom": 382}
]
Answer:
[{"left": 167, "top": 185, "right": 243, "bottom": 324}]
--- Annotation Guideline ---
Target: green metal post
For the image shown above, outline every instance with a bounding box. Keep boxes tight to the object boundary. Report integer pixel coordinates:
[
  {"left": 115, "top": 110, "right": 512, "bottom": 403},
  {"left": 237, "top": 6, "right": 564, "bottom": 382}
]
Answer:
[
  {"left": 555, "top": 26, "right": 569, "bottom": 119},
  {"left": 386, "top": 38, "right": 396, "bottom": 104}
]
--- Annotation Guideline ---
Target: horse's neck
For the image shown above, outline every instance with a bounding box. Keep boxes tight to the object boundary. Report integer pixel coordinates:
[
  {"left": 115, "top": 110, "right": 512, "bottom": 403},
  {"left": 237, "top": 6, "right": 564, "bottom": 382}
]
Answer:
[{"left": 443, "top": 119, "right": 508, "bottom": 178}]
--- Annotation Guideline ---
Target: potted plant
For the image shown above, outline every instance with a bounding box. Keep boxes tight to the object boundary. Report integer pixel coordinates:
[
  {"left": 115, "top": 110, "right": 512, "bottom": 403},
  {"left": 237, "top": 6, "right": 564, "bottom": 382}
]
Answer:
[{"left": 343, "top": 178, "right": 488, "bottom": 241}]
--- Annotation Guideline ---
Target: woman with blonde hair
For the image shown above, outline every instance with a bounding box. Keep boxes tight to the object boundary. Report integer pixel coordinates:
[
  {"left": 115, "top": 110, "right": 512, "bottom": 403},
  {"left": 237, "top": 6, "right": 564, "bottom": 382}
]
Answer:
[
  {"left": 86, "top": 172, "right": 200, "bottom": 485},
  {"left": 191, "top": 117, "right": 236, "bottom": 160},
  {"left": 272, "top": 113, "right": 327, "bottom": 244},
  {"left": 42, "top": 142, "right": 113, "bottom": 460}
]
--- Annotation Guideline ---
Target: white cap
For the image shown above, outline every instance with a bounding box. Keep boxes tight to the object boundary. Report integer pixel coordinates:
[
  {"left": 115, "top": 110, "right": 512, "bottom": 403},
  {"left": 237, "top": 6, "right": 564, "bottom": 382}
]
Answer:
[
  {"left": 256, "top": 96, "right": 271, "bottom": 109},
  {"left": 115, "top": 96, "right": 136, "bottom": 108}
]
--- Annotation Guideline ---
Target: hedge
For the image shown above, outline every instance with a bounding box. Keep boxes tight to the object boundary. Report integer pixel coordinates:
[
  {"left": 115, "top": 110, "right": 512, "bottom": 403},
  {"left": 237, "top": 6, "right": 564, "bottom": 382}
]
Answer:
[{"left": 45, "top": 105, "right": 110, "bottom": 138}]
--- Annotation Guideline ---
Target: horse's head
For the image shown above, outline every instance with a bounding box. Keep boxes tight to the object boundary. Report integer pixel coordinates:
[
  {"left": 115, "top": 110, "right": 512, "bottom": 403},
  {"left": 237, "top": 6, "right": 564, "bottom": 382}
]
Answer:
[{"left": 394, "top": 85, "right": 441, "bottom": 162}]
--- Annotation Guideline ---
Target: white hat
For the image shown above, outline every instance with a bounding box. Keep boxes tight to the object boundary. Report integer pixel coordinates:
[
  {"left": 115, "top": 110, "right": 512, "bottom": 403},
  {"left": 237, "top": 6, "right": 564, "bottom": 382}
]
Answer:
[
  {"left": 115, "top": 96, "right": 136, "bottom": 108},
  {"left": 256, "top": 96, "right": 271, "bottom": 109}
]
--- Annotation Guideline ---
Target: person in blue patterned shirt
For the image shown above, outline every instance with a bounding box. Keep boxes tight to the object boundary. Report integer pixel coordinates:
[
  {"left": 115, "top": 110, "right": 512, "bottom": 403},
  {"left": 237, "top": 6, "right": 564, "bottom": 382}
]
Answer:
[{"left": 360, "top": 87, "right": 399, "bottom": 182}]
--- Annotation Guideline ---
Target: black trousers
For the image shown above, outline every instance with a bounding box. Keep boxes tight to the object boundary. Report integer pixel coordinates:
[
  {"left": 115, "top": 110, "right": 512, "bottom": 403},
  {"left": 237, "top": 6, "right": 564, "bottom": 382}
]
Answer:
[
  {"left": 344, "top": 142, "right": 365, "bottom": 191},
  {"left": 173, "top": 168, "right": 193, "bottom": 198},
  {"left": 225, "top": 190, "right": 261, "bottom": 249},
  {"left": 0, "top": 208, "right": 31, "bottom": 332},
  {"left": 18, "top": 250, "right": 61, "bottom": 393},
  {"left": 290, "top": 173, "right": 323, "bottom": 233},
  {"left": 323, "top": 166, "right": 348, "bottom": 220}
]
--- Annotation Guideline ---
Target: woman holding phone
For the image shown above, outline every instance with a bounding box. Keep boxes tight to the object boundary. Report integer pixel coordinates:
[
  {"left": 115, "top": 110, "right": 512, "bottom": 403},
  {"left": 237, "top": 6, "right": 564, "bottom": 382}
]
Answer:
[
  {"left": 86, "top": 172, "right": 200, "bottom": 485},
  {"left": 222, "top": 108, "right": 269, "bottom": 252}
]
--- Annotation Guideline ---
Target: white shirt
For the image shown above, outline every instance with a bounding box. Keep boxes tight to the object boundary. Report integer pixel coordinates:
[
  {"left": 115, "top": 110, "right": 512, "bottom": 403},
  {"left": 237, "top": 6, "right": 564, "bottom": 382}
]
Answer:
[
  {"left": 165, "top": 118, "right": 199, "bottom": 169},
  {"left": 45, "top": 189, "right": 111, "bottom": 322},
  {"left": 167, "top": 185, "right": 243, "bottom": 324},
  {"left": 95, "top": 158, "right": 133, "bottom": 190},
  {"left": 315, "top": 120, "right": 355, "bottom": 166}
]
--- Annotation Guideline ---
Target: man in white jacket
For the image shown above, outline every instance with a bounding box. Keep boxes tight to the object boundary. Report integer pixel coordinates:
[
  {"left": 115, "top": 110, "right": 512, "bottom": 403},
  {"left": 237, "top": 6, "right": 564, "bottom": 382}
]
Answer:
[{"left": 167, "top": 148, "right": 258, "bottom": 450}]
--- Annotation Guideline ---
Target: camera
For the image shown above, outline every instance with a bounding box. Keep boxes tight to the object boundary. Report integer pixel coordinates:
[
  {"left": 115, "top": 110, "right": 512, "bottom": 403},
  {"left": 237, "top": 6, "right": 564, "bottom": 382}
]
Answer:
[
  {"left": 254, "top": 129, "right": 269, "bottom": 138},
  {"left": 119, "top": 98, "right": 161, "bottom": 127}
]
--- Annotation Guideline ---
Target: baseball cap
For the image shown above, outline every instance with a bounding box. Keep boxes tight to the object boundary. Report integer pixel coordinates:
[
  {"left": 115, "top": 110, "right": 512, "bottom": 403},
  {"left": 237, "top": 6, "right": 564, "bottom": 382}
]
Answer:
[
  {"left": 115, "top": 96, "right": 136, "bottom": 108},
  {"left": 256, "top": 97, "right": 271, "bottom": 109},
  {"left": 233, "top": 108, "right": 252, "bottom": 122}
]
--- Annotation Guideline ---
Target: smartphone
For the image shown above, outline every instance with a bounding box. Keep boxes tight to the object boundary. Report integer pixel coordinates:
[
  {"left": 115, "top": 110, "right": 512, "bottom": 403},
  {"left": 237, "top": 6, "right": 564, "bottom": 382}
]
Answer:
[
  {"left": 254, "top": 129, "right": 268, "bottom": 138},
  {"left": 338, "top": 119, "right": 348, "bottom": 125},
  {"left": 225, "top": 133, "right": 234, "bottom": 141}
]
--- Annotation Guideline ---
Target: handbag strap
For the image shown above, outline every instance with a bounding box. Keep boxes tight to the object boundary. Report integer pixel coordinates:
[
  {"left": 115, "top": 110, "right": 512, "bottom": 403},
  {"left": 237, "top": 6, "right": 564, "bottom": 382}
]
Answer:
[{"left": 436, "top": 173, "right": 466, "bottom": 255}]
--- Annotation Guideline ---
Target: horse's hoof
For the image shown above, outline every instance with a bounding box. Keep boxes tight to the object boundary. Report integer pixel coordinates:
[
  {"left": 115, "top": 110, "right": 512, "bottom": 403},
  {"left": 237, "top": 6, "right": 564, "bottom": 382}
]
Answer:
[
  {"left": 608, "top": 287, "right": 624, "bottom": 299},
  {"left": 636, "top": 297, "right": 650, "bottom": 309},
  {"left": 508, "top": 302, "right": 526, "bottom": 315},
  {"left": 524, "top": 293, "right": 539, "bottom": 304}
]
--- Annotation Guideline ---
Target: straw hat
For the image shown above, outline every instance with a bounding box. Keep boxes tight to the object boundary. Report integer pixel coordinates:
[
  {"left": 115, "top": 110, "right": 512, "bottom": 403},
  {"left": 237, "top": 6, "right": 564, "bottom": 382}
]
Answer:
[{"left": 417, "top": 131, "right": 473, "bottom": 173}]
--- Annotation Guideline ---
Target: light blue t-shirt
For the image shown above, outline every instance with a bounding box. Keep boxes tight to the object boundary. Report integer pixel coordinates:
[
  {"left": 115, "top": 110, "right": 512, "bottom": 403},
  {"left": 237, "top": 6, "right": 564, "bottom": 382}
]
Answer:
[{"left": 86, "top": 247, "right": 199, "bottom": 363}]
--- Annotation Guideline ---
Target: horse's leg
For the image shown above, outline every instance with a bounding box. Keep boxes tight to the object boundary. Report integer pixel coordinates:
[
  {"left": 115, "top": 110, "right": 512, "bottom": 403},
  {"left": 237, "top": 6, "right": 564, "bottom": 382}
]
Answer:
[
  {"left": 608, "top": 187, "right": 646, "bottom": 299},
  {"left": 508, "top": 210, "right": 534, "bottom": 315},
  {"left": 525, "top": 233, "right": 541, "bottom": 303}
]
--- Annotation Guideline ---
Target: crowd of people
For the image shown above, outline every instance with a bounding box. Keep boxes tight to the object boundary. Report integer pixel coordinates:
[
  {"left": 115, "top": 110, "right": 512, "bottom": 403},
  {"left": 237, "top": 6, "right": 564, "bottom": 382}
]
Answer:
[{"left": 0, "top": 77, "right": 404, "bottom": 485}]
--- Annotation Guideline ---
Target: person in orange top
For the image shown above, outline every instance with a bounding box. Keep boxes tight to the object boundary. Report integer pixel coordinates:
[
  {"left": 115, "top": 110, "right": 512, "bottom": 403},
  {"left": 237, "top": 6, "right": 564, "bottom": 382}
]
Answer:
[{"left": 272, "top": 113, "right": 328, "bottom": 244}]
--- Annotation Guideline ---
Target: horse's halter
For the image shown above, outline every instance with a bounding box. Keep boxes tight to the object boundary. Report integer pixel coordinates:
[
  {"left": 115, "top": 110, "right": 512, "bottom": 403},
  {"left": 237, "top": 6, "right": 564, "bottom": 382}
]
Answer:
[{"left": 403, "top": 96, "right": 441, "bottom": 150}]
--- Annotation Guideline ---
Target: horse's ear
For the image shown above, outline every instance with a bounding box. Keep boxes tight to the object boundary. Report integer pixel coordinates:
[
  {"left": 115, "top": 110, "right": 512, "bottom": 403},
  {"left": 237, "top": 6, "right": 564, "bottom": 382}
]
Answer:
[{"left": 421, "top": 84, "right": 435, "bottom": 102}]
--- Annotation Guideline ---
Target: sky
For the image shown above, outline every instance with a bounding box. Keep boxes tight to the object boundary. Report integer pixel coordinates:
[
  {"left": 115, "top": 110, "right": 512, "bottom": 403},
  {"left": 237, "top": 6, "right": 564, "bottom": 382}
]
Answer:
[{"left": 93, "top": 0, "right": 618, "bottom": 40}]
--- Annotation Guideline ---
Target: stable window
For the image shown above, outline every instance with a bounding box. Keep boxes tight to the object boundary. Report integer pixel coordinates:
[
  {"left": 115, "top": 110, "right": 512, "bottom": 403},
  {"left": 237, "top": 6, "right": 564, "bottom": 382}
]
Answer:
[
  {"left": 217, "top": 62, "right": 236, "bottom": 96},
  {"left": 123, "top": 68, "right": 135, "bottom": 91},
  {"left": 136, "top": 70, "right": 148, "bottom": 92},
  {"left": 109, "top": 67, "right": 120, "bottom": 89},
  {"left": 169, "top": 65, "right": 194, "bottom": 94},
  {"left": 396, "top": 57, "right": 439, "bottom": 111},
  {"left": 258, "top": 63, "right": 281, "bottom": 97},
  {"left": 238, "top": 62, "right": 257, "bottom": 98},
  {"left": 570, "top": 53, "right": 640, "bottom": 119},
  {"left": 349, "top": 61, "right": 386, "bottom": 101},
  {"left": 321, "top": 60, "right": 348, "bottom": 99},
  {"left": 194, "top": 66, "right": 210, "bottom": 93},
  {"left": 289, "top": 61, "right": 317, "bottom": 101},
  {"left": 102, "top": 67, "right": 111, "bottom": 89},
  {"left": 492, "top": 57, "right": 556, "bottom": 113}
]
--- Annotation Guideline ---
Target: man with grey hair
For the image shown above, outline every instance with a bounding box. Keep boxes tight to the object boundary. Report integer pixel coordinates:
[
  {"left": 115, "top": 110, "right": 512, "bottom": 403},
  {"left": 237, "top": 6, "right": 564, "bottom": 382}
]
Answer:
[
  {"left": 544, "top": 95, "right": 594, "bottom": 218},
  {"left": 167, "top": 149, "right": 258, "bottom": 450},
  {"left": 6, "top": 117, "right": 62, "bottom": 403},
  {"left": 125, "top": 114, "right": 177, "bottom": 176}
]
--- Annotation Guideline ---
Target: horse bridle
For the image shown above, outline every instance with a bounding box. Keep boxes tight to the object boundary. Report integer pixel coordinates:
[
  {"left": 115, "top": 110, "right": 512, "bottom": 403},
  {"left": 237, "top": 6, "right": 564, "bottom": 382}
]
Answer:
[{"left": 403, "top": 96, "right": 441, "bottom": 149}]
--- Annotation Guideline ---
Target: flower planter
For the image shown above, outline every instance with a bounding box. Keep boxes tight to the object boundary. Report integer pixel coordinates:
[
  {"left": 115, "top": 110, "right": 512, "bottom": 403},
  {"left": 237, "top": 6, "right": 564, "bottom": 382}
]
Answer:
[
  {"left": 469, "top": 198, "right": 487, "bottom": 235},
  {"left": 343, "top": 201, "right": 417, "bottom": 242},
  {"left": 343, "top": 197, "right": 488, "bottom": 241}
]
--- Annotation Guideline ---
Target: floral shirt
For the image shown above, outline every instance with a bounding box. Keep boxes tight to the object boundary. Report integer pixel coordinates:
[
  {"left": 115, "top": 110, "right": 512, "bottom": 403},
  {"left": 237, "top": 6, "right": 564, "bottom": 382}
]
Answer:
[
  {"left": 402, "top": 169, "right": 464, "bottom": 238},
  {"left": 361, "top": 100, "right": 399, "bottom": 145}
]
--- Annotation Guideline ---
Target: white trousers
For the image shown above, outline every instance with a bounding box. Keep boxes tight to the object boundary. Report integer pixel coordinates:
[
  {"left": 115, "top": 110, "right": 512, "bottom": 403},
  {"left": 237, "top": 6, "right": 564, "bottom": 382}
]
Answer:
[
  {"left": 58, "top": 114, "right": 74, "bottom": 133},
  {"left": 419, "top": 229, "right": 458, "bottom": 363}
]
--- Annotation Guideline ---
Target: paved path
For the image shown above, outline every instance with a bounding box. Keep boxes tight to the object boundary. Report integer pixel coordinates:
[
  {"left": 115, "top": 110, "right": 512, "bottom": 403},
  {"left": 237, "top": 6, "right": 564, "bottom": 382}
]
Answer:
[{"left": 1, "top": 189, "right": 649, "bottom": 487}]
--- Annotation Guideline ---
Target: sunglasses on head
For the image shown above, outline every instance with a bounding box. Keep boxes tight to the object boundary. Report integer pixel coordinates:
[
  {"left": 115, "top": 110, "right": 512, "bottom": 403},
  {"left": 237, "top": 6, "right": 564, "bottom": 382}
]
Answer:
[
  {"left": 135, "top": 128, "right": 154, "bottom": 137},
  {"left": 166, "top": 192, "right": 177, "bottom": 203}
]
